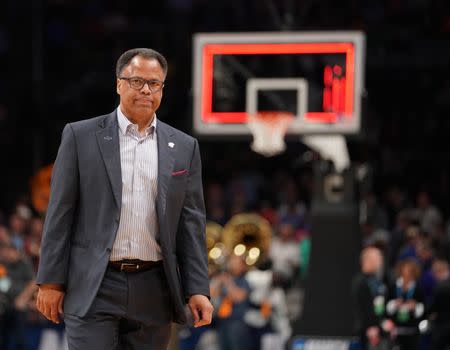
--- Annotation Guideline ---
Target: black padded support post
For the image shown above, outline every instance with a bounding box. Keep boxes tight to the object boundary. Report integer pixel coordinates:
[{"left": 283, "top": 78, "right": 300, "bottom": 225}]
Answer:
[{"left": 293, "top": 162, "right": 361, "bottom": 336}]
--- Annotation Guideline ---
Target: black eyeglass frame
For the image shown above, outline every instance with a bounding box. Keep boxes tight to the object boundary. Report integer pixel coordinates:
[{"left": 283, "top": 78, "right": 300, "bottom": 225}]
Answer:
[{"left": 118, "top": 76, "right": 165, "bottom": 93}]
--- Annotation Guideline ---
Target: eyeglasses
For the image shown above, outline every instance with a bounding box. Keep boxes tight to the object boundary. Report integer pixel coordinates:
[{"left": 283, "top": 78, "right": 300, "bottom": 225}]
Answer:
[{"left": 119, "top": 76, "right": 165, "bottom": 93}]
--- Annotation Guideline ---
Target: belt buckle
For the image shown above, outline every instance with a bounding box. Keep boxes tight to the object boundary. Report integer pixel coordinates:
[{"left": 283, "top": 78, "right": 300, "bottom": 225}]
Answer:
[{"left": 120, "top": 262, "right": 136, "bottom": 272}]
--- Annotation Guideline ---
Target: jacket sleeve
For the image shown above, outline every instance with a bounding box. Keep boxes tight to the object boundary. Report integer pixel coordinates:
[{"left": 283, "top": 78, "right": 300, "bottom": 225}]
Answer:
[
  {"left": 36, "top": 124, "right": 79, "bottom": 286},
  {"left": 176, "top": 139, "right": 210, "bottom": 299}
]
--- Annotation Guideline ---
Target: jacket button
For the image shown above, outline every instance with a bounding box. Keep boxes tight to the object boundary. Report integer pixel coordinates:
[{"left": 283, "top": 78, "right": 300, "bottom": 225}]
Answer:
[{"left": 106, "top": 248, "right": 111, "bottom": 253}]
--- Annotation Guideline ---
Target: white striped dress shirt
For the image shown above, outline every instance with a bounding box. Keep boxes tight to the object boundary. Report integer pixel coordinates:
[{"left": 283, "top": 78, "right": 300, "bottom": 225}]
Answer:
[{"left": 110, "top": 107, "right": 162, "bottom": 262}]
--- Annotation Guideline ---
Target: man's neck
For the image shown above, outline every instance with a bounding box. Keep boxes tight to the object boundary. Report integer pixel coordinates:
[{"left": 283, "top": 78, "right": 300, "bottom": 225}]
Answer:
[{"left": 119, "top": 105, "right": 154, "bottom": 132}]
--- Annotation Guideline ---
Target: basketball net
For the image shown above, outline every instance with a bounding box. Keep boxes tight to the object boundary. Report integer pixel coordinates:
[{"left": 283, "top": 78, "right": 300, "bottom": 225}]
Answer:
[{"left": 247, "top": 112, "right": 294, "bottom": 157}]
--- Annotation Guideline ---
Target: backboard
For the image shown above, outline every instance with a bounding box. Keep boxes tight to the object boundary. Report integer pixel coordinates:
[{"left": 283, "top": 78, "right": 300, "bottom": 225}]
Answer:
[{"left": 192, "top": 31, "right": 365, "bottom": 136}]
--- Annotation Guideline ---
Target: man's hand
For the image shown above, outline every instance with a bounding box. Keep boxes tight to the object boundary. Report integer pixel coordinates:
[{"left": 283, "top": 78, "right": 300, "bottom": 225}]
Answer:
[
  {"left": 36, "top": 284, "right": 65, "bottom": 324},
  {"left": 405, "top": 300, "right": 417, "bottom": 311},
  {"left": 188, "top": 294, "right": 213, "bottom": 328},
  {"left": 14, "top": 281, "right": 39, "bottom": 311}
]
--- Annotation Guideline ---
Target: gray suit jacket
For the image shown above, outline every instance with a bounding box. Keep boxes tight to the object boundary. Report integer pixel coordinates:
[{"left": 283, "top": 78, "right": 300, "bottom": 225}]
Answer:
[{"left": 36, "top": 111, "right": 210, "bottom": 324}]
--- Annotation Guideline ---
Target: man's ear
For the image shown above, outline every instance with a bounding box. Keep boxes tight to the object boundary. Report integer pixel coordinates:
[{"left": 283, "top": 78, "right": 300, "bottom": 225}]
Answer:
[{"left": 116, "top": 78, "right": 122, "bottom": 95}]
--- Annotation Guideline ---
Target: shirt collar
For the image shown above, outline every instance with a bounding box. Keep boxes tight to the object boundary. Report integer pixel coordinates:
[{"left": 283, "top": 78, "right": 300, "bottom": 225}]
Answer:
[{"left": 117, "top": 106, "right": 157, "bottom": 136}]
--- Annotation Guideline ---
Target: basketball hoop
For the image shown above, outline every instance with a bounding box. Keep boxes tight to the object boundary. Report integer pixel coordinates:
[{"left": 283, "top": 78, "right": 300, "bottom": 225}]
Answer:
[{"left": 247, "top": 112, "right": 294, "bottom": 157}]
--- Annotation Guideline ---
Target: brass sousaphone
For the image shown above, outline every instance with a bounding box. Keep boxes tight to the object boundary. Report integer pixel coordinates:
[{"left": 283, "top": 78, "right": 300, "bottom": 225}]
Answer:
[
  {"left": 222, "top": 213, "right": 272, "bottom": 266},
  {"left": 206, "top": 221, "right": 225, "bottom": 274}
]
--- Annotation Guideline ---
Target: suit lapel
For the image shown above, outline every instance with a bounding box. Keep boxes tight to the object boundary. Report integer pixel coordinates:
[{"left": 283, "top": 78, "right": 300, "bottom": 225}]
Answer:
[
  {"left": 96, "top": 112, "right": 122, "bottom": 210},
  {"left": 156, "top": 121, "right": 175, "bottom": 222},
  {"left": 95, "top": 113, "right": 174, "bottom": 229}
]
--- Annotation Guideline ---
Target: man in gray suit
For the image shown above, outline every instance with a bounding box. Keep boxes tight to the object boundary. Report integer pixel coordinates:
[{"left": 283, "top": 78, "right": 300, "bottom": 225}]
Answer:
[{"left": 36, "top": 48, "right": 213, "bottom": 349}]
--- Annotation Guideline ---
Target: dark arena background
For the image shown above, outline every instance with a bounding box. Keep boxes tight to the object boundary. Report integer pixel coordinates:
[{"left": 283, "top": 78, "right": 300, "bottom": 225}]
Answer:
[{"left": 1, "top": 1, "right": 450, "bottom": 350}]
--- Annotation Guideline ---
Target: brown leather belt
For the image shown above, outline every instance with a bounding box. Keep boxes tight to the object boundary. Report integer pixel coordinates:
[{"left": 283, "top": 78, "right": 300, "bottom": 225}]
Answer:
[{"left": 108, "top": 259, "right": 162, "bottom": 273}]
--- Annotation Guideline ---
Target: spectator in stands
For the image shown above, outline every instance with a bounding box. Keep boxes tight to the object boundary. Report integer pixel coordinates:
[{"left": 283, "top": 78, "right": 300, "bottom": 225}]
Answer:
[
  {"left": 397, "top": 225, "right": 421, "bottom": 261},
  {"left": 258, "top": 200, "right": 278, "bottom": 226},
  {"left": 24, "top": 217, "right": 44, "bottom": 272},
  {"left": 210, "top": 254, "right": 251, "bottom": 350},
  {"left": 269, "top": 223, "right": 300, "bottom": 288},
  {"left": 0, "top": 226, "right": 10, "bottom": 246},
  {"left": 414, "top": 191, "right": 442, "bottom": 235},
  {"left": 360, "top": 192, "right": 389, "bottom": 230},
  {"left": 205, "top": 183, "right": 227, "bottom": 225},
  {"left": 361, "top": 219, "right": 390, "bottom": 251},
  {"left": 424, "top": 223, "right": 450, "bottom": 276},
  {"left": 277, "top": 180, "right": 308, "bottom": 231},
  {"left": 352, "top": 247, "right": 391, "bottom": 350},
  {"left": 415, "top": 239, "right": 436, "bottom": 303},
  {"left": 0, "top": 241, "right": 35, "bottom": 350},
  {"left": 245, "top": 266, "right": 291, "bottom": 350},
  {"left": 386, "top": 258, "right": 425, "bottom": 350},
  {"left": 388, "top": 210, "right": 411, "bottom": 266},
  {"left": 226, "top": 171, "right": 262, "bottom": 215},
  {"left": 8, "top": 213, "right": 27, "bottom": 252},
  {"left": 385, "top": 186, "right": 409, "bottom": 229},
  {"left": 428, "top": 259, "right": 450, "bottom": 350}
]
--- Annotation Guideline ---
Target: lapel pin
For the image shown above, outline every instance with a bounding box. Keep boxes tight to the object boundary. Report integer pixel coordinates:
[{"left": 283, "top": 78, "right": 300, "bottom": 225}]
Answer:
[
  {"left": 104, "top": 136, "right": 112, "bottom": 141},
  {"left": 168, "top": 142, "right": 174, "bottom": 148}
]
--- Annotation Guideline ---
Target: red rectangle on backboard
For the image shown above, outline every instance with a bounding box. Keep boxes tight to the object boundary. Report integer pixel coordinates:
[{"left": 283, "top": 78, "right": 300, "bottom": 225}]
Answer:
[{"left": 201, "top": 42, "right": 355, "bottom": 124}]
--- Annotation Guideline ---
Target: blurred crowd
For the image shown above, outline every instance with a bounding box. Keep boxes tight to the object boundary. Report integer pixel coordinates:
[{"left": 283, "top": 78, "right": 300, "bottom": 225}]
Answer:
[
  {"left": 1, "top": 163, "right": 449, "bottom": 349},
  {"left": 0, "top": 203, "right": 66, "bottom": 350},
  {"left": 353, "top": 189, "right": 450, "bottom": 350},
  {"left": 180, "top": 167, "right": 450, "bottom": 350},
  {"left": 178, "top": 170, "right": 310, "bottom": 350}
]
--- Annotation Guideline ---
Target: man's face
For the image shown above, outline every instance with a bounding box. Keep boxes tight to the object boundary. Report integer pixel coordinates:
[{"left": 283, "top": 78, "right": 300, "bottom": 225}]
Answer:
[
  {"left": 432, "top": 264, "right": 449, "bottom": 281},
  {"left": 361, "top": 249, "right": 382, "bottom": 274},
  {"left": 279, "top": 224, "right": 294, "bottom": 240},
  {"left": 0, "top": 247, "right": 20, "bottom": 263},
  {"left": 9, "top": 214, "right": 26, "bottom": 234},
  {"left": 116, "top": 56, "right": 165, "bottom": 119},
  {"left": 400, "top": 264, "right": 415, "bottom": 281},
  {"left": 228, "top": 255, "right": 247, "bottom": 276}
]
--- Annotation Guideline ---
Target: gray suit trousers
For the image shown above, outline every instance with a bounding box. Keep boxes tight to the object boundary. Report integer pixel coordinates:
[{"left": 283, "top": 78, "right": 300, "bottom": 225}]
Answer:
[{"left": 64, "top": 264, "right": 172, "bottom": 350}]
